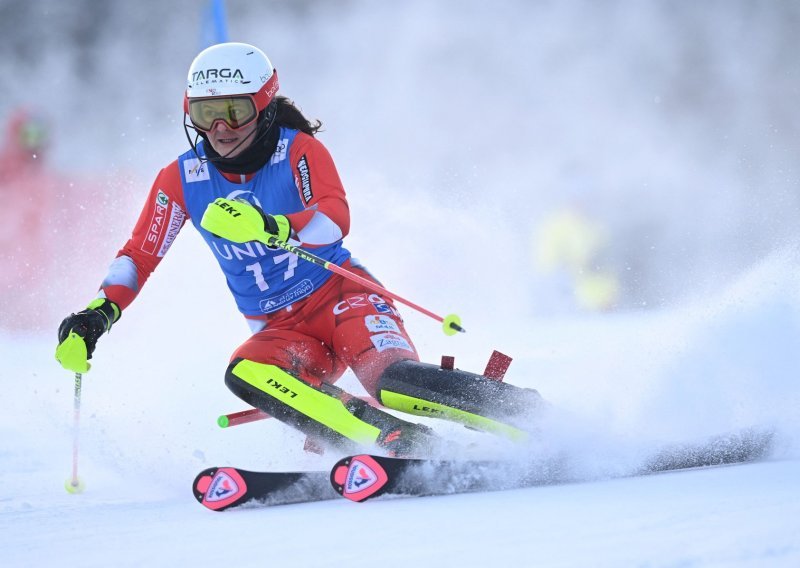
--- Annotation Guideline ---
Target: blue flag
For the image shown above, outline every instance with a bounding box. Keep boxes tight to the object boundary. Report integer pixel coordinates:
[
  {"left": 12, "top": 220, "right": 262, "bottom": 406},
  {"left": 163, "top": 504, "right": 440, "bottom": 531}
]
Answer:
[{"left": 199, "top": 0, "right": 229, "bottom": 48}]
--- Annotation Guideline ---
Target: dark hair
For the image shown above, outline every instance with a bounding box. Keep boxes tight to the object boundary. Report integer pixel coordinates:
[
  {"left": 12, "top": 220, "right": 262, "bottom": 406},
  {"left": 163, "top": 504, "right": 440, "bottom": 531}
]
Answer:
[{"left": 274, "top": 96, "right": 322, "bottom": 136}]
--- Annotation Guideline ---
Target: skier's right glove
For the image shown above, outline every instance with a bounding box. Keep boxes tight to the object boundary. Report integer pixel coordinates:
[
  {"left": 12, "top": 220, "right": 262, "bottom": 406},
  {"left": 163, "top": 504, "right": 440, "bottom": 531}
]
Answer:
[
  {"left": 55, "top": 299, "right": 121, "bottom": 373},
  {"left": 201, "top": 197, "right": 291, "bottom": 245}
]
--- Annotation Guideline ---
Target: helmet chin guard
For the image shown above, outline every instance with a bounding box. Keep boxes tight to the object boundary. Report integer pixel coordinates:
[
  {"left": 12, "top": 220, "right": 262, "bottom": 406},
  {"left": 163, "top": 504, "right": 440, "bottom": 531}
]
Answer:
[{"left": 183, "top": 42, "right": 279, "bottom": 116}]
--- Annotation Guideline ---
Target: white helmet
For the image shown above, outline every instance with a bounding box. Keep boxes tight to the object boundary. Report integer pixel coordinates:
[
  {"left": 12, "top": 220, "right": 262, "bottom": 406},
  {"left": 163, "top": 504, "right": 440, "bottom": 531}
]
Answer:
[{"left": 183, "top": 42, "right": 279, "bottom": 120}]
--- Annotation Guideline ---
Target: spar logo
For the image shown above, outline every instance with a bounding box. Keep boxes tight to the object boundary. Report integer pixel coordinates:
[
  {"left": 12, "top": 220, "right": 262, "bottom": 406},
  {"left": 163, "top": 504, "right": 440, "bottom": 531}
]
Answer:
[{"left": 142, "top": 190, "right": 169, "bottom": 255}]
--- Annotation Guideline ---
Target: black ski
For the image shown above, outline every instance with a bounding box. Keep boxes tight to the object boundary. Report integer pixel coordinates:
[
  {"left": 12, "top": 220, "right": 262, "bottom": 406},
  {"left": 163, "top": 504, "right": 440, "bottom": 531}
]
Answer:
[
  {"left": 194, "top": 428, "right": 774, "bottom": 509},
  {"left": 192, "top": 466, "right": 335, "bottom": 511},
  {"left": 330, "top": 454, "right": 562, "bottom": 502},
  {"left": 330, "top": 428, "right": 776, "bottom": 503}
]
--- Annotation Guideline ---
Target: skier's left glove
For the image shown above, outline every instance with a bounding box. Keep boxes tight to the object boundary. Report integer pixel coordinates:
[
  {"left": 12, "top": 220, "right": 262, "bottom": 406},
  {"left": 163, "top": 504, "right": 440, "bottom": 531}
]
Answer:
[
  {"left": 262, "top": 212, "right": 291, "bottom": 245},
  {"left": 201, "top": 197, "right": 291, "bottom": 245},
  {"left": 55, "top": 299, "right": 120, "bottom": 373}
]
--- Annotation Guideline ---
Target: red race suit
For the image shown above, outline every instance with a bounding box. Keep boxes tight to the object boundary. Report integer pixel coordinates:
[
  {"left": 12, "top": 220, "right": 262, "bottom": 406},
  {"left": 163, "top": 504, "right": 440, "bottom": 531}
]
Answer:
[{"left": 98, "top": 129, "right": 418, "bottom": 395}]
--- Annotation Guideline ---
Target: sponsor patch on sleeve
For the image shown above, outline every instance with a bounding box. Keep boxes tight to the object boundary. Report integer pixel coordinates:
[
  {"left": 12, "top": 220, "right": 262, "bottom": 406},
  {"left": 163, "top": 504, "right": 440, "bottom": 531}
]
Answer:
[
  {"left": 141, "top": 190, "right": 170, "bottom": 254},
  {"left": 370, "top": 332, "right": 414, "bottom": 354},
  {"left": 296, "top": 154, "right": 313, "bottom": 203},
  {"left": 157, "top": 202, "right": 186, "bottom": 257}
]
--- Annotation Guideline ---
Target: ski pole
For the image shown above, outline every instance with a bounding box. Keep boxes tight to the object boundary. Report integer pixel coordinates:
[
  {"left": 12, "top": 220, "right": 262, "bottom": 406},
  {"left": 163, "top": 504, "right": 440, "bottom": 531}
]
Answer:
[
  {"left": 65, "top": 372, "right": 85, "bottom": 494},
  {"left": 203, "top": 198, "right": 465, "bottom": 335},
  {"left": 265, "top": 235, "right": 465, "bottom": 336}
]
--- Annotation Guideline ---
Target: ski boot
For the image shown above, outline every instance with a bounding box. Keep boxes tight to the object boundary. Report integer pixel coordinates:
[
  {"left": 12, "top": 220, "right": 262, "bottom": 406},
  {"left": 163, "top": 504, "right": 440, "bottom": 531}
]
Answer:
[
  {"left": 375, "top": 355, "right": 545, "bottom": 443},
  {"left": 224, "top": 358, "right": 447, "bottom": 458}
]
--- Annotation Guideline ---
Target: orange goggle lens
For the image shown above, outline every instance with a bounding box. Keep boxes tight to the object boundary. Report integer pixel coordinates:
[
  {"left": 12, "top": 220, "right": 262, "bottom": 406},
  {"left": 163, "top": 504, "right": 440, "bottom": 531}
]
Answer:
[{"left": 188, "top": 96, "right": 258, "bottom": 131}]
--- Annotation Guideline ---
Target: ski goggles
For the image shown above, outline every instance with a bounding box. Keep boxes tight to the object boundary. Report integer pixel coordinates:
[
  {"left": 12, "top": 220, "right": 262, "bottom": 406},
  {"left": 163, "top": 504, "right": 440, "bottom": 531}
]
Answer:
[{"left": 188, "top": 95, "right": 259, "bottom": 131}]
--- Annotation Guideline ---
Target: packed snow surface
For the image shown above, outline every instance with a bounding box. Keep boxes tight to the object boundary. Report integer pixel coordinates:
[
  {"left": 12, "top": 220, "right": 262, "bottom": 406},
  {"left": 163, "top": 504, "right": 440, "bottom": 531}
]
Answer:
[{"left": 2, "top": 250, "right": 799, "bottom": 567}]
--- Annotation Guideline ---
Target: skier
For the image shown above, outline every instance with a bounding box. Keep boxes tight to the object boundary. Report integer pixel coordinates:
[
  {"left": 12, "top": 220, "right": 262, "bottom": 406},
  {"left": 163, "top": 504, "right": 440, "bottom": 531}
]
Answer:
[{"left": 55, "top": 42, "right": 539, "bottom": 457}]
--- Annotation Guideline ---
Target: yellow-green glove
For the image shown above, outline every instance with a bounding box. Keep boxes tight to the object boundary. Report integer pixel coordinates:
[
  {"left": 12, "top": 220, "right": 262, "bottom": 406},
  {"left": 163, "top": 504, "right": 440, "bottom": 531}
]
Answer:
[
  {"left": 55, "top": 299, "right": 120, "bottom": 373},
  {"left": 201, "top": 198, "right": 290, "bottom": 245}
]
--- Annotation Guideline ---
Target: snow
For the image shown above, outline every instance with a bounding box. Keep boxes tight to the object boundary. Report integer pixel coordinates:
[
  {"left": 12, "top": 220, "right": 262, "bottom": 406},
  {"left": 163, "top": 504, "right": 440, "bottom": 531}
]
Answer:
[
  {"left": 4, "top": 461, "right": 800, "bottom": 567},
  {"left": 2, "top": 249, "right": 800, "bottom": 566},
  {"left": 3, "top": 2, "right": 800, "bottom": 566}
]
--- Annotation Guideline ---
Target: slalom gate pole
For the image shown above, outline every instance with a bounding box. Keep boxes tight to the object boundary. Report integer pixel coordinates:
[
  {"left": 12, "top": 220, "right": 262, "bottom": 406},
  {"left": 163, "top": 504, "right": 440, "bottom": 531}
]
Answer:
[
  {"left": 65, "top": 372, "right": 85, "bottom": 493},
  {"left": 218, "top": 408, "right": 270, "bottom": 428},
  {"left": 265, "top": 236, "right": 465, "bottom": 336},
  {"left": 218, "top": 394, "right": 384, "bottom": 429}
]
